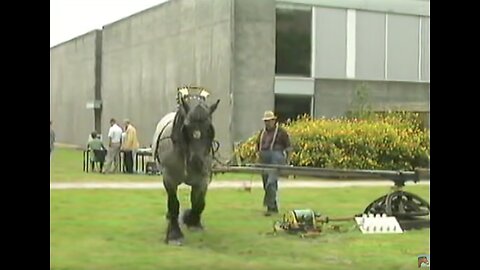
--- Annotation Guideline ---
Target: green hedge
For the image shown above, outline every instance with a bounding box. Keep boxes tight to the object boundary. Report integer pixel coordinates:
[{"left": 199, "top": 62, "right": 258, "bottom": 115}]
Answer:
[{"left": 235, "top": 112, "right": 430, "bottom": 170}]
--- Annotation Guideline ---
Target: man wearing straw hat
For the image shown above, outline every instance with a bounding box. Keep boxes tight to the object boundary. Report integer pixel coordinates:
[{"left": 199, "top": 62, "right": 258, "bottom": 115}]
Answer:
[{"left": 256, "top": 110, "right": 292, "bottom": 216}]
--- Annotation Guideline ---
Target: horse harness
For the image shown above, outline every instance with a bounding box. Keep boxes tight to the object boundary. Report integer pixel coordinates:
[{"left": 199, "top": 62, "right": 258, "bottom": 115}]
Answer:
[{"left": 154, "top": 118, "right": 221, "bottom": 165}]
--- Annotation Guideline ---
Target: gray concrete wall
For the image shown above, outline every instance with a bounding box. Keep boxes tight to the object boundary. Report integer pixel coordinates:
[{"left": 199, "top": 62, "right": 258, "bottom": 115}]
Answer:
[
  {"left": 101, "top": 0, "right": 234, "bottom": 156},
  {"left": 314, "top": 79, "right": 430, "bottom": 117},
  {"left": 50, "top": 30, "right": 101, "bottom": 146},
  {"left": 231, "top": 0, "right": 276, "bottom": 143}
]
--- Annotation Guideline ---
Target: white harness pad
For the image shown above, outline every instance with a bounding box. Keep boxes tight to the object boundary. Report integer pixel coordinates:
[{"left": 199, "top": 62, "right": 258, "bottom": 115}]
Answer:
[{"left": 152, "top": 112, "right": 177, "bottom": 164}]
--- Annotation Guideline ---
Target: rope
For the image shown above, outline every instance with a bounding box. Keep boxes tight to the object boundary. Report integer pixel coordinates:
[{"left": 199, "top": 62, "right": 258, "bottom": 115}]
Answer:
[{"left": 211, "top": 140, "right": 230, "bottom": 167}]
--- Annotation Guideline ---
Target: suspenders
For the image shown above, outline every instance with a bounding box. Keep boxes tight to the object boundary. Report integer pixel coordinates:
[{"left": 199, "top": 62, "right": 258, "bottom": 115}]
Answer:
[{"left": 259, "top": 124, "right": 279, "bottom": 151}]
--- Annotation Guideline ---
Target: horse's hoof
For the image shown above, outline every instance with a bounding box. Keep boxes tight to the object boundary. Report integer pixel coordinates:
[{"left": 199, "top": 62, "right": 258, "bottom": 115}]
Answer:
[
  {"left": 179, "top": 209, "right": 192, "bottom": 226},
  {"left": 166, "top": 238, "right": 184, "bottom": 246},
  {"left": 181, "top": 209, "right": 204, "bottom": 230}
]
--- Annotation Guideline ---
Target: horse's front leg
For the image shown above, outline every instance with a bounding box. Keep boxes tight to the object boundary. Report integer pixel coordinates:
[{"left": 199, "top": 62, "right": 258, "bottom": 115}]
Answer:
[
  {"left": 182, "top": 181, "right": 208, "bottom": 231},
  {"left": 163, "top": 178, "right": 184, "bottom": 245}
]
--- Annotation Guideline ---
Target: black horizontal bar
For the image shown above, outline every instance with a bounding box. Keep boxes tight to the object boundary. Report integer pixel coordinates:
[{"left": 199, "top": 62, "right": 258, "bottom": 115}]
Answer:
[{"left": 212, "top": 164, "right": 429, "bottom": 182}]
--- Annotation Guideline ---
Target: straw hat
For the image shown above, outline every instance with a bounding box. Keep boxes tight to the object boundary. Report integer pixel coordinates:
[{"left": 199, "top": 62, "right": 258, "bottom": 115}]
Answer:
[{"left": 262, "top": 111, "right": 277, "bottom": 121}]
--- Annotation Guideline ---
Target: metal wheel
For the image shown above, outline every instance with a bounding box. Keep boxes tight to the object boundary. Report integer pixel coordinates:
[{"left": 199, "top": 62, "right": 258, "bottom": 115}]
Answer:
[
  {"left": 364, "top": 191, "right": 430, "bottom": 218},
  {"left": 363, "top": 194, "right": 388, "bottom": 215},
  {"left": 385, "top": 191, "right": 430, "bottom": 218}
]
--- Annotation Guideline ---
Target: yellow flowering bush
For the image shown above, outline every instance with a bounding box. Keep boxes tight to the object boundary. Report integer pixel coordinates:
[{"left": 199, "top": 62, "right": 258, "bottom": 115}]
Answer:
[{"left": 235, "top": 113, "right": 430, "bottom": 170}]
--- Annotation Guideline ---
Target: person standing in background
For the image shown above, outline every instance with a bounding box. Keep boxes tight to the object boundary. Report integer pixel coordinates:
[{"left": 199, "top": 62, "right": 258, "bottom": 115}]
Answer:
[
  {"left": 121, "top": 119, "right": 140, "bottom": 174},
  {"left": 102, "top": 118, "right": 123, "bottom": 173},
  {"left": 255, "top": 111, "right": 292, "bottom": 216},
  {"left": 87, "top": 131, "right": 107, "bottom": 172}
]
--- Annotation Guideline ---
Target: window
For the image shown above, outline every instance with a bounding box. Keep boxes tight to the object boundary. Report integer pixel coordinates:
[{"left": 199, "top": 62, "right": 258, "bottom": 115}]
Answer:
[
  {"left": 275, "top": 7, "right": 312, "bottom": 76},
  {"left": 274, "top": 94, "right": 312, "bottom": 123}
]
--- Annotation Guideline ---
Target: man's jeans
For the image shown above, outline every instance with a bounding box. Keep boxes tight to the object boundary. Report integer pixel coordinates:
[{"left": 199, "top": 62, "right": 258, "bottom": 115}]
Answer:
[{"left": 259, "top": 150, "right": 285, "bottom": 211}]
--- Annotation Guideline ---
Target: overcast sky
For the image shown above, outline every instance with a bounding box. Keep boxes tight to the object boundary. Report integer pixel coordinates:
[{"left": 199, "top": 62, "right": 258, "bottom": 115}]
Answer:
[{"left": 50, "top": 0, "right": 169, "bottom": 47}]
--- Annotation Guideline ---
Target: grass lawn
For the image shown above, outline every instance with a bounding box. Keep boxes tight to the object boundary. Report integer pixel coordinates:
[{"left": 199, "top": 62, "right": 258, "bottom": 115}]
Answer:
[{"left": 51, "top": 186, "right": 430, "bottom": 270}]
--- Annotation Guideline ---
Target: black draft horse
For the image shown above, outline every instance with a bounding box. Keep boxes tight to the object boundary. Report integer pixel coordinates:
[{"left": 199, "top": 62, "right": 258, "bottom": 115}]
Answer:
[{"left": 152, "top": 87, "right": 220, "bottom": 245}]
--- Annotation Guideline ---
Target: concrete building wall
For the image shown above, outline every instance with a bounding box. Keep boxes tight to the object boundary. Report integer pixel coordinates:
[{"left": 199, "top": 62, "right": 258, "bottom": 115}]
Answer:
[
  {"left": 314, "top": 79, "right": 430, "bottom": 118},
  {"left": 100, "top": 0, "right": 234, "bottom": 155},
  {"left": 50, "top": 30, "right": 101, "bottom": 146},
  {"left": 231, "top": 0, "right": 276, "bottom": 143}
]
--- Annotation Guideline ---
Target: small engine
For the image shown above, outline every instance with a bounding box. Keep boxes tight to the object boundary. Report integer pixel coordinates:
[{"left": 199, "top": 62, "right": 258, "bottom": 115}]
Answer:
[
  {"left": 272, "top": 209, "right": 353, "bottom": 236},
  {"left": 273, "top": 209, "right": 321, "bottom": 234}
]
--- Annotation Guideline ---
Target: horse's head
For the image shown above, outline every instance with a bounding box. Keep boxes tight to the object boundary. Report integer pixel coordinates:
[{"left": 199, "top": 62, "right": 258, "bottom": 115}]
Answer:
[{"left": 172, "top": 92, "right": 220, "bottom": 171}]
